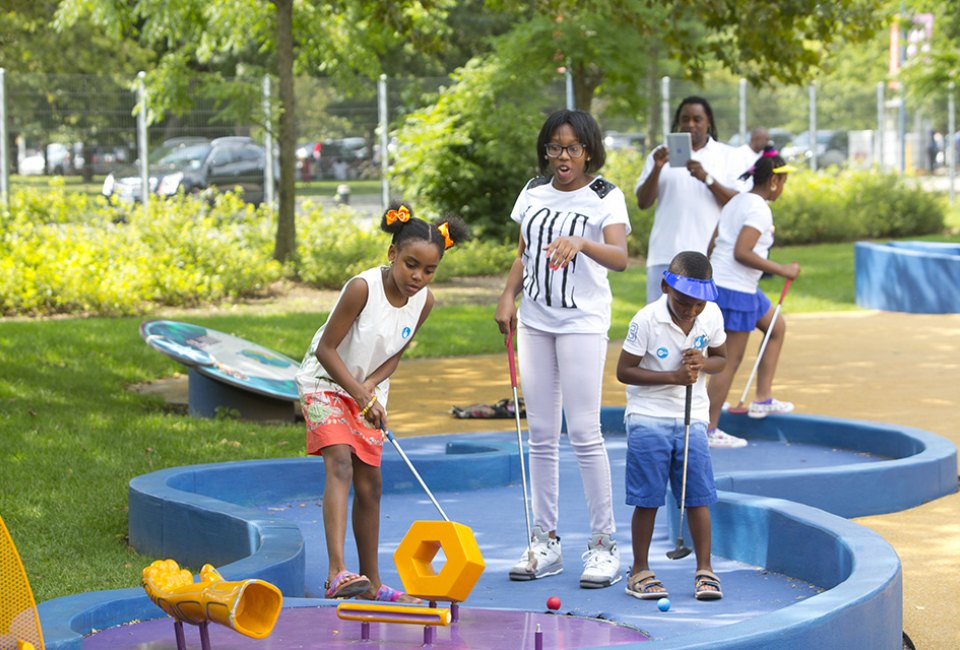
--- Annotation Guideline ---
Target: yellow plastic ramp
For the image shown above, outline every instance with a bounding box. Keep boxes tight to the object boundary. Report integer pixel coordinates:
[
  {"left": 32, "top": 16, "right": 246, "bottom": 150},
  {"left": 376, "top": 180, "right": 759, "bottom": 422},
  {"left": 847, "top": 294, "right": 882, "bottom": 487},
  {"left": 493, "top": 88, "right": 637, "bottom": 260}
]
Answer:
[{"left": 0, "top": 514, "right": 44, "bottom": 650}]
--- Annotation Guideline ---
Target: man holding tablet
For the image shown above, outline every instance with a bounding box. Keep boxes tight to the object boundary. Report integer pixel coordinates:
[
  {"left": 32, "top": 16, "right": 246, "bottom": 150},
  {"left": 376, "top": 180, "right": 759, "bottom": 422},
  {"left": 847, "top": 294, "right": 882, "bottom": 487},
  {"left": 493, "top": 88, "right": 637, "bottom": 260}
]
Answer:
[{"left": 635, "top": 96, "right": 740, "bottom": 304}]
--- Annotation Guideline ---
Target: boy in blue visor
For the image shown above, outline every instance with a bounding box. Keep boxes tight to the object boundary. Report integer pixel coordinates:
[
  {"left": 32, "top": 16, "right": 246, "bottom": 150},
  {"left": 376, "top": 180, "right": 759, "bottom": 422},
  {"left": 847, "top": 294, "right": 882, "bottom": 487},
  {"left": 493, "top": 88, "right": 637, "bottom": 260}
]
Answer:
[{"left": 616, "top": 251, "right": 728, "bottom": 601}]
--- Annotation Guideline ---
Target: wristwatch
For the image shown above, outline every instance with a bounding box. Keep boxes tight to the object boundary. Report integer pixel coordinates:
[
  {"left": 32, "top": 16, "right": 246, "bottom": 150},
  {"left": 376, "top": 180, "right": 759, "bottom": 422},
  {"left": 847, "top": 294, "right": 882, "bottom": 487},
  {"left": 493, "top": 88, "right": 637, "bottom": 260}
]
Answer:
[{"left": 704, "top": 174, "right": 715, "bottom": 187}]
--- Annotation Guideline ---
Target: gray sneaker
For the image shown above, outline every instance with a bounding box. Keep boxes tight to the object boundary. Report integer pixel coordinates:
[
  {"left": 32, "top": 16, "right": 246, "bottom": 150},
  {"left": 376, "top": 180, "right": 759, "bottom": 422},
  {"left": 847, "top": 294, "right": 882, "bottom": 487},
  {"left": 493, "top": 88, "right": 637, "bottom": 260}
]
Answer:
[
  {"left": 509, "top": 525, "right": 563, "bottom": 581},
  {"left": 580, "top": 533, "right": 622, "bottom": 588}
]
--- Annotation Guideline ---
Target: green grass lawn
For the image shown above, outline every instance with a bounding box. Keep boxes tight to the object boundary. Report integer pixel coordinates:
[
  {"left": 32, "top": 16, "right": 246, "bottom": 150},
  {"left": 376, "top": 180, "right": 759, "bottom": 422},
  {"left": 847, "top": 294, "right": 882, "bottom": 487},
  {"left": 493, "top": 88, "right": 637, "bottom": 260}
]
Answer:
[{"left": 1, "top": 234, "right": 959, "bottom": 604}]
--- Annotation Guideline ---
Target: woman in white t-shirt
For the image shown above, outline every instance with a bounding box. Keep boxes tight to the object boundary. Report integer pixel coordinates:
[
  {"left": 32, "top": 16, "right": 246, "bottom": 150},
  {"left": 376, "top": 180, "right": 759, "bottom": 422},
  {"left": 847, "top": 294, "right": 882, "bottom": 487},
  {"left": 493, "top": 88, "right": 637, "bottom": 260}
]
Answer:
[
  {"left": 495, "top": 109, "right": 630, "bottom": 589},
  {"left": 706, "top": 148, "right": 801, "bottom": 443}
]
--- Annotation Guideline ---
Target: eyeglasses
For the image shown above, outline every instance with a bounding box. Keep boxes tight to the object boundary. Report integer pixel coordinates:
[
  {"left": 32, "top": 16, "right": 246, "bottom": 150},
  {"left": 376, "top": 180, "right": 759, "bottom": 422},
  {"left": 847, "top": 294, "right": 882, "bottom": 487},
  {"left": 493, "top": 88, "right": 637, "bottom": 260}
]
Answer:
[{"left": 545, "top": 143, "right": 586, "bottom": 159}]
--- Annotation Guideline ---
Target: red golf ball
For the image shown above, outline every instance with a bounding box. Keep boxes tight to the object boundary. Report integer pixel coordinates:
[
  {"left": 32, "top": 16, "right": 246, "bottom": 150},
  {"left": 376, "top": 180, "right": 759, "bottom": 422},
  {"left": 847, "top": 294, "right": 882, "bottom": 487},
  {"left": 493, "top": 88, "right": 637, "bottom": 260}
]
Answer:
[{"left": 546, "top": 596, "right": 561, "bottom": 610}]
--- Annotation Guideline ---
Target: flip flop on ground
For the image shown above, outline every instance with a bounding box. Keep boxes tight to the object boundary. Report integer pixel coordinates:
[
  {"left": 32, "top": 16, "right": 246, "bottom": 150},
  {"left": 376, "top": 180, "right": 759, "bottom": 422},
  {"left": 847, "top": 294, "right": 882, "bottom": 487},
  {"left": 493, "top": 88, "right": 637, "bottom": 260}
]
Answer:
[
  {"left": 694, "top": 569, "right": 723, "bottom": 600},
  {"left": 624, "top": 570, "right": 669, "bottom": 600}
]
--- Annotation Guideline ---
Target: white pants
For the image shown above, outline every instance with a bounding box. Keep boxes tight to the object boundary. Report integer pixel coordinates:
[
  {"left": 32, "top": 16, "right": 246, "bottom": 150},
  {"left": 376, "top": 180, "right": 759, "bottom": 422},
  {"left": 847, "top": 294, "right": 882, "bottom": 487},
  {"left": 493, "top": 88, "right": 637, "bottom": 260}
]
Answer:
[
  {"left": 646, "top": 263, "right": 669, "bottom": 304},
  {"left": 518, "top": 324, "right": 616, "bottom": 536}
]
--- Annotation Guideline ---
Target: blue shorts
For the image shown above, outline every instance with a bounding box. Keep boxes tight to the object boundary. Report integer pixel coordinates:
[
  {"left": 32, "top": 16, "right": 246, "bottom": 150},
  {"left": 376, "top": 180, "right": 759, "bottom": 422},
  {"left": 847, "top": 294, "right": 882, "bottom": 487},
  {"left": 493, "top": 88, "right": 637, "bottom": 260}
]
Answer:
[
  {"left": 625, "top": 414, "right": 718, "bottom": 509},
  {"left": 715, "top": 286, "right": 772, "bottom": 332}
]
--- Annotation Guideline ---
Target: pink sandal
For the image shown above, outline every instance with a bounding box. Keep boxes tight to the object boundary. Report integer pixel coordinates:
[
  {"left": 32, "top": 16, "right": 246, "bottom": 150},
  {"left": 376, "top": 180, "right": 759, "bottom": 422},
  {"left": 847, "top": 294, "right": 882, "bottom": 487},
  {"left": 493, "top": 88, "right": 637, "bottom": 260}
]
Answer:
[
  {"left": 324, "top": 570, "right": 370, "bottom": 599},
  {"left": 362, "top": 583, "right": 422, "bottom": 604}
]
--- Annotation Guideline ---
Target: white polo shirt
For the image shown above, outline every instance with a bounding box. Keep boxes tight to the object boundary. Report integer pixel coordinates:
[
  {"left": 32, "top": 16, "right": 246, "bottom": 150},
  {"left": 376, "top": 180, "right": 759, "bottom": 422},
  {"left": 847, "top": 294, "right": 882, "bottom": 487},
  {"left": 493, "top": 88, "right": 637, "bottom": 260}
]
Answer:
[
  {"left": 621, "top": 295, "right": 726, "bottom": 422},
  {"left": 710, "top": 192, "right": 775, "bottom": 293},
  {"left": 634, "top": 137, "right": 740, "bottom": 268}
]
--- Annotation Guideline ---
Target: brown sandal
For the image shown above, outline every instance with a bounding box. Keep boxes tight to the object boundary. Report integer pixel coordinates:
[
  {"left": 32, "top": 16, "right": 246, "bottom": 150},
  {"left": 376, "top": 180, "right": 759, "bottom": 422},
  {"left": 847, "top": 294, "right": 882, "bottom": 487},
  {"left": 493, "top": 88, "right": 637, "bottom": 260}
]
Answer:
[
  {"left": 694, "top": 569, "right": 723, "bottom": 600},
  {"left": 625, "top": 570, "right": 669, "bottom": 600}
]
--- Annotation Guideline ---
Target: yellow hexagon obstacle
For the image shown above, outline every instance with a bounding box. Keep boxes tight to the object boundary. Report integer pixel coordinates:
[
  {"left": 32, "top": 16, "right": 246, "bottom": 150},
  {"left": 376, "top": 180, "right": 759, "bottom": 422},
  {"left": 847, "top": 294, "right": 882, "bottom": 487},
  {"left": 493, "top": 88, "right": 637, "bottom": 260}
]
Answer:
[{"left": 393, "top": 520, "right": 485, "bottom": 603}]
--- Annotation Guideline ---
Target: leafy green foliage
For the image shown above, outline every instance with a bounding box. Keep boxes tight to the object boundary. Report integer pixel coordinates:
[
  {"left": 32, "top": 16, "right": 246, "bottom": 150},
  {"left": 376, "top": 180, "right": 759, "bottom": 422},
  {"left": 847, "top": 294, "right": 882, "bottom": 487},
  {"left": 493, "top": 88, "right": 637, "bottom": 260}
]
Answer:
[
  {"left": 775, "top": 169, "right": 945, "bottom": 244},
  {"left": 390, "top": 56, "right": 545, "bottom": 240},
  {"left": 0, "top": 186, "right": 283, "bottom": 316}
]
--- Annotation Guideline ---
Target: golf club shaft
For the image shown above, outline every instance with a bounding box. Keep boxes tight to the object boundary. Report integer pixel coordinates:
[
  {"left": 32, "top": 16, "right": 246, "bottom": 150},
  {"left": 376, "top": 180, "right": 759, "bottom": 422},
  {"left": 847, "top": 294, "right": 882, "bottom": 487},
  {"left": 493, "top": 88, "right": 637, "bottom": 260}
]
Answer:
[
  {"left": 385, "top": 430, "right": 449, "bottom": 522},
  {"left": 677, "top": 383, "right": 693, "bottom": 538},
  {"left": 507, "top": 333, "right": 535, "bottom": 550},
  {"left": 734, "top": 279, "right": 793, "bottom": 407}
]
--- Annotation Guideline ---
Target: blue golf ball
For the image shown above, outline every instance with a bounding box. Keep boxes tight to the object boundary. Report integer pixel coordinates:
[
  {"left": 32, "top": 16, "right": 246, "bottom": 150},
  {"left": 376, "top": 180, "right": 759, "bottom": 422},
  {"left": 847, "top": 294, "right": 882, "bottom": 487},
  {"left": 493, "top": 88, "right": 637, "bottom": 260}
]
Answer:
[{"left": 657, "top": 597, "right": 671, "bottom": 612}]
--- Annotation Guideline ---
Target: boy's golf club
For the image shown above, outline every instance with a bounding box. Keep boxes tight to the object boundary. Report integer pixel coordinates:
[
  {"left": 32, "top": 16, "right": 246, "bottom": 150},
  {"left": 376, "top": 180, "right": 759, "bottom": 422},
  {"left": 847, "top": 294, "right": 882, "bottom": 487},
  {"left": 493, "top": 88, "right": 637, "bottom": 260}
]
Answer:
[
  {"left": 506, "top": 331, "right": 535, "bottom": 566},
  {"left": 666, "top": 384, "right": 693, "bottom": 560},
  {"left": 384, "top": 429, "right": 449, "bottom": 522},
  {"left": 727, "top": 279, "right": 793, "bottom": 415}
]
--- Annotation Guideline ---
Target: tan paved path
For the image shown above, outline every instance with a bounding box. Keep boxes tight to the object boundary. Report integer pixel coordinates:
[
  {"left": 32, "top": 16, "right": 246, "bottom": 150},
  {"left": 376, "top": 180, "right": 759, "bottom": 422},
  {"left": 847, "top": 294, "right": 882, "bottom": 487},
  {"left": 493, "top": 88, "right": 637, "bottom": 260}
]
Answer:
[{"left": 387, "top": 311, "right": 960, "bottom": 649}]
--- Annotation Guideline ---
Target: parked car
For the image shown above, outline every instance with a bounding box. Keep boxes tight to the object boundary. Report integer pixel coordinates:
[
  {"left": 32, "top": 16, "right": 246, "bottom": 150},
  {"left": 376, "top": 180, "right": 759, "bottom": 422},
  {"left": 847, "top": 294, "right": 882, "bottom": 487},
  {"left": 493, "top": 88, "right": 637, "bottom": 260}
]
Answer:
[
  {"left": 102, "top": 136, "right": 270, "bottom": 205},
  {"left": 727, "top": 128, "right": 794, "bottom": 153},
  {"left": 603, "top": 131, "right": 647, "bottom": 156},
  {"left": 17, "top": 149, "right": 46, "bottom": 176},
  {"left": 319, "top": 136, "right": 369, "bottom": 179},
  {"left": 781, "top": 130, "right": 848, "bottom": 169}
]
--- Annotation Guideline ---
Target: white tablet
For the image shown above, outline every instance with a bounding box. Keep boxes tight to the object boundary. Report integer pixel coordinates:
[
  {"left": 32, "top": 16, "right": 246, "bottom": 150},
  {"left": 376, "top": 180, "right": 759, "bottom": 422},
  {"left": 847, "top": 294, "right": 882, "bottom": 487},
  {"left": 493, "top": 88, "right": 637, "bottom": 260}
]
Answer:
[{"left": 667, "top": 132, "right": 692, "bottom": 167}]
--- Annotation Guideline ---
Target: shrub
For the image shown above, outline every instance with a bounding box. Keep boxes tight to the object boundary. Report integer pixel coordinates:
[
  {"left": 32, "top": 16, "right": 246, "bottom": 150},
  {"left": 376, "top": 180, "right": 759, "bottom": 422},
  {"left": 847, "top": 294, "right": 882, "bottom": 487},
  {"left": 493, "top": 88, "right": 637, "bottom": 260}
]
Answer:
[
  {"left": 775, "top": 169, "right": 944, "bottom": 244},
  {"left": 295, "top": 201, "right": 384, "bottom": 288},
  {"left": 0, "top": 188, "right": 282, "bottom": 316}
]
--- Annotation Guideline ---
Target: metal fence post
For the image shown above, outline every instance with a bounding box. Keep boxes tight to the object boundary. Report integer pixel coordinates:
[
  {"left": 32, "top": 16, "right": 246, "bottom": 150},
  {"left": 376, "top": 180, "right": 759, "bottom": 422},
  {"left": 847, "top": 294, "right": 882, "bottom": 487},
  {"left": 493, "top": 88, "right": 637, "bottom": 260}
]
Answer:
[
  {"left": 377, "top": 74, "right": 389, "bottom": 211},
  {"left": 949, "top": 81, "right": 956, "bottom": 206},
  {"left": 808, "top": 82, "right": 818, "bottom": 171},
  {"left": 565, "top": 65, "right": 575, "bottom": 110},
  {"left": 876, "top": 82, "right": 885, "bottom": 171},
  {"left": 661, "top": 76, "right": 670, "bottom": 145},
  {"left": 739, "top": 78, "right": 747, "bottom": 145},
  {"left": 137, "top": 71, "right": 149, "bottom": 219},
  {"left": 262, "top": 75, "right": 274, "bottom": 209},
  {"left": 0, "top": 68, "right": 8, "bottom": 210}
]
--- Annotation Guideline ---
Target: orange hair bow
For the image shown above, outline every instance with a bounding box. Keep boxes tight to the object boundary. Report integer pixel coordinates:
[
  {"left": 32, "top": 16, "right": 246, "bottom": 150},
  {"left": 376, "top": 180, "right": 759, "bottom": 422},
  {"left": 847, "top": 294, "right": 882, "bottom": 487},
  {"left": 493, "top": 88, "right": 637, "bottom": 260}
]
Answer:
[
  {"left": 385, "top": 205, "right": 411, "bottom": 225},
  {"left": 437, "top": 222, "right": 455, "bottom": 250}
]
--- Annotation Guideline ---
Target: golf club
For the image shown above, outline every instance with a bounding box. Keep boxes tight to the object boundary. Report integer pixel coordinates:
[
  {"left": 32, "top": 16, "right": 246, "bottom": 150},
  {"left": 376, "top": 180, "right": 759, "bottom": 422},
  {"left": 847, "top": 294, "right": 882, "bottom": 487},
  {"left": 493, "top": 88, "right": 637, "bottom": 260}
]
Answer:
[
  {"left": 666, "top": 384, "right": 694, "bottom": 560},
  {"left": 507, "top": 331, "right": 535, "bottom": 564},
  {"left": 727, "top": 278, "right": 793, "bottom": 415},
  {"left": 384, "top": 429, "right": 449, "bottom": 522}
]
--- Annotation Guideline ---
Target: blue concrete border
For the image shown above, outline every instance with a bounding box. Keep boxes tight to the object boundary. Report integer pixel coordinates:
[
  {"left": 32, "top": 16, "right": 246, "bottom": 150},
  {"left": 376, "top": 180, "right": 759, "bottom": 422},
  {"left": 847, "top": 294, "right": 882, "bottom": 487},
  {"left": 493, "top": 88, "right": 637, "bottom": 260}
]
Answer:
[
  {"left": 711, "top": 413, "right": 957, "bottom": 517},
  {"left": 40, "top": 413, "right": 956, "bottom": 649},
  {"left": 854, "top": 240, "right": 960, "bottom": 313}
]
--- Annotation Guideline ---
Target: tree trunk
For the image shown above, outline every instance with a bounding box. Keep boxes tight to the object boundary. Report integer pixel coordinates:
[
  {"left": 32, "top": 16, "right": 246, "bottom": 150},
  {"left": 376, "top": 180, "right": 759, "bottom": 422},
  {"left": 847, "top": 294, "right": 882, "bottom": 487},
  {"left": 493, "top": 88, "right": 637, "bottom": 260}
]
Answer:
[{"left": 272, "top": 0, "right": 297, "bottom": 263}]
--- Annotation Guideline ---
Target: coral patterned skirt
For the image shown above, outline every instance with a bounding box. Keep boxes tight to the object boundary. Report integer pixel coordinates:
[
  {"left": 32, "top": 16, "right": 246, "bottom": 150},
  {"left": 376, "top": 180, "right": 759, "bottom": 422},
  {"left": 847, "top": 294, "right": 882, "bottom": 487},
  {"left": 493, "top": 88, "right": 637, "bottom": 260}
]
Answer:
[{"left": 300, "top": 390, "right": 384, "bottom": 466}]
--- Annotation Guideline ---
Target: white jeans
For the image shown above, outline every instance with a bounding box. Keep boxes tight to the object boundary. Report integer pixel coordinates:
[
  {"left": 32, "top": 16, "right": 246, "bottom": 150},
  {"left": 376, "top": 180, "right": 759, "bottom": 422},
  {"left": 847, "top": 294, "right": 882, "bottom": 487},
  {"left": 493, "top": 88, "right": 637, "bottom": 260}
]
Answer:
[{"left": 518, "top": 324, "right": 616, "bottom": 536}]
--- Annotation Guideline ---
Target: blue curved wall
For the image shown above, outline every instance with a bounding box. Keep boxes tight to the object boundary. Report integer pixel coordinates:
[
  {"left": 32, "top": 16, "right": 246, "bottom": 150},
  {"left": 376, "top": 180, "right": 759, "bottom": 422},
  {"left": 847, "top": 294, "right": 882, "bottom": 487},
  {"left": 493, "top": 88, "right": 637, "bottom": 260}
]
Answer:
[{"left": 855, "top": 241, "right": 960, "bottom": 313}]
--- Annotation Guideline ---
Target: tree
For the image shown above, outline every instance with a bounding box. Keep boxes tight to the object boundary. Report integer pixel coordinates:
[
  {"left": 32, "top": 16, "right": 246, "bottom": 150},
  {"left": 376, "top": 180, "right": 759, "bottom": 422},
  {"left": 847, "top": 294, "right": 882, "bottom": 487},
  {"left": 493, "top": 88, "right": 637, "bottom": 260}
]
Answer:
[
  {"left": 488, "top": 0, "right": 886, "bottom": 117},
  {"left": 55, "top": 0, "right": 454, "bottom": 263}
]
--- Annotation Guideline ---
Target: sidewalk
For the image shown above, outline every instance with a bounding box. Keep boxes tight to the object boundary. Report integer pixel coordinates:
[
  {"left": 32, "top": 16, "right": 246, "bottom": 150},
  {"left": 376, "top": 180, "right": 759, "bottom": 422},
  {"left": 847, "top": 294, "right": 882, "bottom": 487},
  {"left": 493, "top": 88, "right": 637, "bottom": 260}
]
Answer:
[{"left": 387, "top": 310, "right": 960, "bottom": 649}]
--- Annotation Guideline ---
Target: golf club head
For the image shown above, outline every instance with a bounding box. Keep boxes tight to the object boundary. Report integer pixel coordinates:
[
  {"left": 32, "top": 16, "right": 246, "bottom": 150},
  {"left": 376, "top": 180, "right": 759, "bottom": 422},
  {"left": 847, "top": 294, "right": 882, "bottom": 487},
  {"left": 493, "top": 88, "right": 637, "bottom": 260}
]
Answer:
[{"left": 666, "top": 544, "right": 692, "bottom": 560}]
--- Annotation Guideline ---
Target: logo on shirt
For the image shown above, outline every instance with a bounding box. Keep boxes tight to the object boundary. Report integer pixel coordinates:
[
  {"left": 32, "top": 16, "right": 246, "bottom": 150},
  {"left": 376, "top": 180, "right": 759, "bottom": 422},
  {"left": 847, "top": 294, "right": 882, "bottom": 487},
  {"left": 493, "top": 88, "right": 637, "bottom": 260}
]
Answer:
[
  {"left": 626, "top": 322, "right": 638, "bottom": 343},
  {"left": 656, "top": 346, "right": 669, "bottom": 359},
  {"left": 693, "top": 335, "right": 708, "bottom": 350},
  {"left": 401, "top": 326, "right": 412, "bottom": 339}
]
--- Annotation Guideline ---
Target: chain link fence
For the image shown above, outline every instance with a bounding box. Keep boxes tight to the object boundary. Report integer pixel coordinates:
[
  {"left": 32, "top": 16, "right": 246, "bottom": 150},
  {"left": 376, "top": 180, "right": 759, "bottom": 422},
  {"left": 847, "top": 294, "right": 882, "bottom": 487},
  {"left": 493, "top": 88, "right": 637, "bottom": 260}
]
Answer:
[{"left": 1, "top": 69, "right": 956, "bottom": 208}]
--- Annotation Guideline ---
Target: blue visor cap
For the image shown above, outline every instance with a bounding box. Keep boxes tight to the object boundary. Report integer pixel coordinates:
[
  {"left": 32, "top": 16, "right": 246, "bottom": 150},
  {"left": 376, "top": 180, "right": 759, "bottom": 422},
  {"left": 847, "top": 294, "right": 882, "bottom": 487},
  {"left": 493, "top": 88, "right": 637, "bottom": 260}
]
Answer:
[{"left": 663, "top": 271, "right": 719, "bottom": 301}]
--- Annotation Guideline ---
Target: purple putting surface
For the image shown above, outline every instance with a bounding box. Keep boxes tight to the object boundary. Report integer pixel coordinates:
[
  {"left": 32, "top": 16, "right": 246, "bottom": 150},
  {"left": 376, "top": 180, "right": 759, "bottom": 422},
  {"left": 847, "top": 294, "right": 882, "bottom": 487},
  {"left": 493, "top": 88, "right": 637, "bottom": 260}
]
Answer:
[{"left": 82, "top": 606, "right": 650, "bottom": 648}]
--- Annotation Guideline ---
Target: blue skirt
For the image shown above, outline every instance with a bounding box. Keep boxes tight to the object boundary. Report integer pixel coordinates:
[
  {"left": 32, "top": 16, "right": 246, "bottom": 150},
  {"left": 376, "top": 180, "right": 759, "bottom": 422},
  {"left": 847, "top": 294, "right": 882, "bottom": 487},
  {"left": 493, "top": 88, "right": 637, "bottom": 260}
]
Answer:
[{"left": 716, "top": 286, "right": 771, "bottom": 332}]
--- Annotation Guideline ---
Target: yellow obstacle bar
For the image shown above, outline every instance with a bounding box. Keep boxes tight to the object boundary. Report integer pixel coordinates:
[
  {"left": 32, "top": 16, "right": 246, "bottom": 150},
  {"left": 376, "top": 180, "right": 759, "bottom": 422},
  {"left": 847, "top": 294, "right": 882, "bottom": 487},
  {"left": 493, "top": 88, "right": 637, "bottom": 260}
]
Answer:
[{"left": 336, "top": 602, "right": 451, "bottom": 626}]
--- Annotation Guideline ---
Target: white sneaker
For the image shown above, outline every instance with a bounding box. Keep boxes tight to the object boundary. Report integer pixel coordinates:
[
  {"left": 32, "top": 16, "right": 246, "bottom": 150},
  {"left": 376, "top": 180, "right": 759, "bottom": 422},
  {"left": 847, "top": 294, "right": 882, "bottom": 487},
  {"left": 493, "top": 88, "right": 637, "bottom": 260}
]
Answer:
[
  {"left": 509, "top": 526, "right": 563, "bottom": 581},
  {"left": 579, "top": 533, "right": 622, "bottom": 588},
  {"left": 748, "top": 398, "right": 795, "bottom": 419},
  {"left": 707, "top": 428, "right": 748, "bottom": 449}
]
